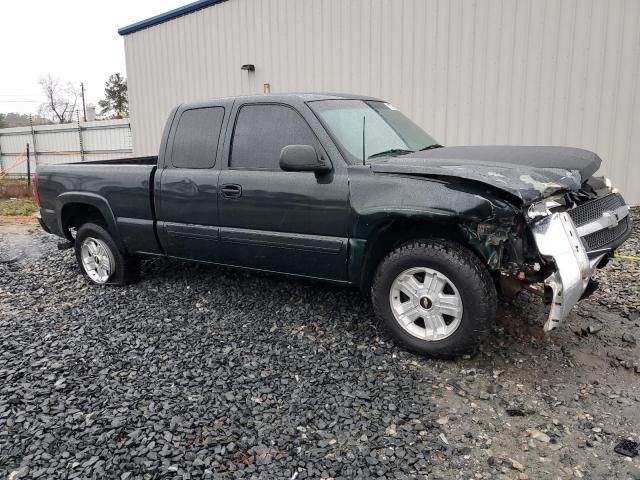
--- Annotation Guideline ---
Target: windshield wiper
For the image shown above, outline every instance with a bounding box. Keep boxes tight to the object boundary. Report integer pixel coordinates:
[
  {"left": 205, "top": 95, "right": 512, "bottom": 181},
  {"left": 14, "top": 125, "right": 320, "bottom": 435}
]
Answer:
[
  {"left": 367, "top": 148, "right": 414, "bottom": 160},
  {"left": 419, "top": 143, "right": 444, "bottom": 151}
]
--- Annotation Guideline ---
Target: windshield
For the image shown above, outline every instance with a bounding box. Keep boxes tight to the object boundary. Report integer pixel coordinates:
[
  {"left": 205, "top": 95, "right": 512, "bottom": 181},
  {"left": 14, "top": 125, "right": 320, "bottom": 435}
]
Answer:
[{"left": 309, "top": 99, "right": 439, "bottom": 163}]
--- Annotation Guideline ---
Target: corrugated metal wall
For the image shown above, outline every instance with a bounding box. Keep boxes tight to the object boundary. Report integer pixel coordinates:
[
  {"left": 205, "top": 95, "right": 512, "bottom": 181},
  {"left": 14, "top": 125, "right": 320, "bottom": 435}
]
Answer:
[
  {"left": 0, "top": 119, "right": 132, "bottom": 176},
  {"left": 123, "top": 0, "right": 640, "bottom": 202}
]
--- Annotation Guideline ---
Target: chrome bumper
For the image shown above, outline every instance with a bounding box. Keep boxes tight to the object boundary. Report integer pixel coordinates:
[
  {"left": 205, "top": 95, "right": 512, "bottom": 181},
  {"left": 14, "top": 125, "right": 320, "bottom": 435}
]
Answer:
[{"left": 531, "top": 212, "right": 592, "bottom": 331}]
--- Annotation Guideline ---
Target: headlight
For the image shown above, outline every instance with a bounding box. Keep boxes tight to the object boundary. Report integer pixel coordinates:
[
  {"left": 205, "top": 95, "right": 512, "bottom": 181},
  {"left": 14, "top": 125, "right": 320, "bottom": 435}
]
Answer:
[
  {"left": 527, "top": 197, "right": 564, "bottom": 219},
  {"left": 603, "top": 176, "right": 618, "bottom": 193}
]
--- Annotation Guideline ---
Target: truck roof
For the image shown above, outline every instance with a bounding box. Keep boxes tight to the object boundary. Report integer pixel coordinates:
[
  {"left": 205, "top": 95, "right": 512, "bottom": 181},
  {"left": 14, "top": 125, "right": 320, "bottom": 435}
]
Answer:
[
  {"left": 264, "top": 92, "right": 382, "bottom": 101},
  {"left": 181, "top": 92, "right": 383, "bottom": 109}
]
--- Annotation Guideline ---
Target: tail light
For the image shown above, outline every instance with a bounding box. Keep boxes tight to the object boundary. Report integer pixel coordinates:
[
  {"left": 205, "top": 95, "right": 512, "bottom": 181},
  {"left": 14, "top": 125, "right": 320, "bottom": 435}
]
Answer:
[{"left": 32, "top": 174, "right": 41, "bottom": 208}]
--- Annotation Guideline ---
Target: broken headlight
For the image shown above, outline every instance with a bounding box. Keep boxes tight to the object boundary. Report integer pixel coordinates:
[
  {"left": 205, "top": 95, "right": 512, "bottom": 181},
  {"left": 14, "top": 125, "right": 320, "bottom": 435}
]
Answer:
[{"left": 526, "top": 196, "right": 565, "bottom": 220}]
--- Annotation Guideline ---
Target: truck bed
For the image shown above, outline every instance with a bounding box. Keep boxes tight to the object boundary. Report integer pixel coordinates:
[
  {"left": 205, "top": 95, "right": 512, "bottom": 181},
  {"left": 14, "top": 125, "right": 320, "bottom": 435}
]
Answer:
[{"left": 36, "top": 158, "right": 160, "bottom": 254}]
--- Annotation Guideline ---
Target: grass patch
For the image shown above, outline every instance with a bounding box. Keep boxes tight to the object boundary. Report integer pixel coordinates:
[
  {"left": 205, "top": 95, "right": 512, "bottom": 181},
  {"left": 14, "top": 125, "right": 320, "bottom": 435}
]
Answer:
[{"left": 0, "top": 198, "right": 37, "bottom": 216}]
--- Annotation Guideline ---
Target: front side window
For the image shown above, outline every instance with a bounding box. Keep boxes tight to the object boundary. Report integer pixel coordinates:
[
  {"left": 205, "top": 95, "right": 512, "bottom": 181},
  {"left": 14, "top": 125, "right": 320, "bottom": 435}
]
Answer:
[
  {"left": 230, "top": 104, "right": 318, "bottom": 170},
  {"left": 309, "top": 100, "right": 438, "bottom": 163},
  {"left": 171, "top": 107, "right": 225, "bottom": 169}
]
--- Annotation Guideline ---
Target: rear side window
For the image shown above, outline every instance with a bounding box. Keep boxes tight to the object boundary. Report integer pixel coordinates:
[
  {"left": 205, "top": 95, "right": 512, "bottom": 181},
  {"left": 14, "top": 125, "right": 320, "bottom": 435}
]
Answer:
[
  {"left": 230, "top": 104, "right": 317, "bottom": 170},
  {"left": 171, "top": 107, "right": 224, "bottom": 169}
]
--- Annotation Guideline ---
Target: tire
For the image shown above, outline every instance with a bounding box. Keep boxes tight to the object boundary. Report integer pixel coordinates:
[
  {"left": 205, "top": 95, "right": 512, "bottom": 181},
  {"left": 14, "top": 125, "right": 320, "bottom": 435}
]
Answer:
[
  {"left": 75, "top": 222, "right": 140, "bottom": 286},
  {"left": 371, "top": 239, "right": 496, "bottom": 358}
]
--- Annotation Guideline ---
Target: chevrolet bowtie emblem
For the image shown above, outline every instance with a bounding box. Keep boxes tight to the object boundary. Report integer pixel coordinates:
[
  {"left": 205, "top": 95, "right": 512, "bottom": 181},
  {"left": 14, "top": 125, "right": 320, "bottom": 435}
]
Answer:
[{"left": 602, "top": 211, "right": 620, "bottom": 229}]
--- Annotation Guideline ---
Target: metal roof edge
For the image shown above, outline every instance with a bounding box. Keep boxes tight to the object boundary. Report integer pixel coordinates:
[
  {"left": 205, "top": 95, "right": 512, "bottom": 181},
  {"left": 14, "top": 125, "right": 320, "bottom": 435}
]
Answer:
[{"left": 118, "top": 0, "right": 228, "bottom": 35}]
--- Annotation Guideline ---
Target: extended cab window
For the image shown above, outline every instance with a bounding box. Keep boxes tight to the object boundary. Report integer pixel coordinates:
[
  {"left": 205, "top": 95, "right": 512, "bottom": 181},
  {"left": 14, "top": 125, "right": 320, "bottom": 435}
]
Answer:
[
  {"left": 230, "top": 104, "right": 317, "bottom": 170},
  {"left": 171, "top": 107, "right": 224, "bottom": 169}
]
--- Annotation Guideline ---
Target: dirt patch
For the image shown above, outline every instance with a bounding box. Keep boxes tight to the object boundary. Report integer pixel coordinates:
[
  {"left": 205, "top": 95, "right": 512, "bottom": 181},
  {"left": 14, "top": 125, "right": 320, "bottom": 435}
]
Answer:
[
  {"left": 0, "top": 219, "right": 39, "bottom": 233},
  {"left": 0, "top": 215, "right": 38, "bottom": 225},
  {"left": 427, "top": 296, "right": 640, "bottom": 479},
  {"left": 0, "top": 179, "right": 32, "bottom": 198}
]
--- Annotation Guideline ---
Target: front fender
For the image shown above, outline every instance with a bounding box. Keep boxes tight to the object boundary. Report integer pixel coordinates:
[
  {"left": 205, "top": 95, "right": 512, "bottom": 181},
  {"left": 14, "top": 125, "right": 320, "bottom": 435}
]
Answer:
[
  {"left": 347, "top": 167, "right": 521, "bottom": 285},
  {"left": 349, "top": 168, "right": 519, "bottom": 237}
]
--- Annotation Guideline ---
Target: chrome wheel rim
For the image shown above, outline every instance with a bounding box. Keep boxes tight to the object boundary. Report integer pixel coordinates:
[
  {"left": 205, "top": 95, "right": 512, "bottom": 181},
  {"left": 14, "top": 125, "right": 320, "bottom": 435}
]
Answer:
[
  {"left": 80, "top": 237, "right": 114, "bottom": 284},
  {"left": 389, "top": 267, "right": 463, "bottom": 341}
]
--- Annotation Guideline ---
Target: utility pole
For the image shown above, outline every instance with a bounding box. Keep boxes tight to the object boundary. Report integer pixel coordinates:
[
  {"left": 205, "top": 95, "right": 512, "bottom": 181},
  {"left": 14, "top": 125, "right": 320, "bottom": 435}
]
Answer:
[
  {"left": 29, "top": 114, "right": 38, "bottom": 165},
  {"left": 26, "top": 144, "right": 31, "bottom": 185},
  {"left": 77, "top": 111, "right": 85, "bottom": 162},
  {"left": 80, "top": 82, "right": 87, "bottom": 121}
]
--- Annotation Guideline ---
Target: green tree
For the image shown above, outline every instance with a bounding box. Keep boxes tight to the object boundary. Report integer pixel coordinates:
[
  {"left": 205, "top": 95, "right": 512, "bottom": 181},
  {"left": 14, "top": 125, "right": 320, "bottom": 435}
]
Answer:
[
  {"left": 0, "top": 114, "right": 6, "bottom": 129},
  {"left": 98, "top": 73, "right": 128, "bottom": 118}
]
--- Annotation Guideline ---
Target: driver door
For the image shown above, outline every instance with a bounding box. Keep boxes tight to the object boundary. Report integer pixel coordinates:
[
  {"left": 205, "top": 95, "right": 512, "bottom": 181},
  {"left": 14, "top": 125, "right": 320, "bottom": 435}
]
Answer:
[{"left": 216, "top": 102, "right": 350, "bottom": 280}]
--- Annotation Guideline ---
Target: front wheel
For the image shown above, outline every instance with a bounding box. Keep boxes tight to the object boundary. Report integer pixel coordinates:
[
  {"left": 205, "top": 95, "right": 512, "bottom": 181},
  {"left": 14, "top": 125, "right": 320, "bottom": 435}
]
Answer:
[
  {"left": 371, "top": 239, "right": 496, "bottom": 358},
  {"left": 75, "top": 222, "right": 140, "bottom": 286}
]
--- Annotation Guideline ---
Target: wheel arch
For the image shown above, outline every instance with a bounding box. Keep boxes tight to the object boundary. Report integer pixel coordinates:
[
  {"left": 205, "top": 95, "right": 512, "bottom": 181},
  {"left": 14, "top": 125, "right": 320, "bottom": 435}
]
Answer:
[
  {"left": 354, "top": 216, "right": 491, "bottom": 293},
  {"left": 57, "top": 193, "right": 124, "bottom": 250}
]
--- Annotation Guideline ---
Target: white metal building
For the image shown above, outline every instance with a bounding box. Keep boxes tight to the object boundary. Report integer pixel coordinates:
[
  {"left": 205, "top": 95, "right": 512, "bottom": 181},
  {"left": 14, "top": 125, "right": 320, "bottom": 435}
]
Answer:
[{"left": 120, "top": 0, "right": 640, "bottom": 203}]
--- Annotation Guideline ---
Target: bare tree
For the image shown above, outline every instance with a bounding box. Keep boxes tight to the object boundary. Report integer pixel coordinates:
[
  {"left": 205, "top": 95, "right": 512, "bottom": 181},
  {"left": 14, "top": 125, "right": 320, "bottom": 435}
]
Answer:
[{"left": 38, "top": 74, "right": 79, "bottom": 124}]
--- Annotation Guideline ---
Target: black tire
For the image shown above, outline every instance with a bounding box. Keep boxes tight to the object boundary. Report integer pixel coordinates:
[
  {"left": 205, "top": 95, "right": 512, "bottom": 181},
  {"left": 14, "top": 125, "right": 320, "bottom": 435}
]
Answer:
[
  {"left": 371, "top": 239, "right": 496, "bottom": 358},
  {"left": 74, "top": 222, "right": 140, "bottom": 286}
]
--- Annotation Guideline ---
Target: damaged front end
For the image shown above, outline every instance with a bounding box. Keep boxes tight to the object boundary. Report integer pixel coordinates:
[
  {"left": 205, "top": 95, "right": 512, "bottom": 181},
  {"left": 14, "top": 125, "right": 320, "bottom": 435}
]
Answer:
[
  {"left": 356, "top": 148, "right": 631, "bottom": 331},
  {"left": 461, "top": 183, "right": 632, "bottom": 332}
]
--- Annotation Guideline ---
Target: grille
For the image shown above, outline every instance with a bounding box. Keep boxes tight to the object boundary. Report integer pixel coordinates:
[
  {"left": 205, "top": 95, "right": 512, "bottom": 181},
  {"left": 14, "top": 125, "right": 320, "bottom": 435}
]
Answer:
[
  {"left": 568, "top": 193, "right": 625, "bottom": 227},
  {"left": 582, "top": 216, "right": 630, "bottom": 251},
  {"left": 566, "top": 193, "right": 629, "bottom": 252}
]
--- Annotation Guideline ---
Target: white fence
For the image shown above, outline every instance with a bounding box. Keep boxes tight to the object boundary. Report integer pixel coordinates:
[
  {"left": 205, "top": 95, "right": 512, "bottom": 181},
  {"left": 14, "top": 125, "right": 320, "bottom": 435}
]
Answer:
[{"left": 0, "top": 119, "right": 133, "bottom": 177}]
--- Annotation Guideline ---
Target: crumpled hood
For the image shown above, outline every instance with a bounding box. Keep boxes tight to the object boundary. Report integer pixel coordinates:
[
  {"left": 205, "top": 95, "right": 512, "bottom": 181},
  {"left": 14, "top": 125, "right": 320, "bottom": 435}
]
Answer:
[{"left": 370, "top": 145, "right": 602, "bottom": 204}]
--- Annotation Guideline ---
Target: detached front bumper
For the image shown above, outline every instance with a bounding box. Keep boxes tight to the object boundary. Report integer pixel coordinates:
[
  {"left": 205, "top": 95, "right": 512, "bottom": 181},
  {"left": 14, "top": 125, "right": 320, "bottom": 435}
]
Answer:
[
  {"left": 530, "top": 193, "right": 631, "bottom": 331},
  {"left": 531, "top": 212, "right": 592, "bottom": 331}
]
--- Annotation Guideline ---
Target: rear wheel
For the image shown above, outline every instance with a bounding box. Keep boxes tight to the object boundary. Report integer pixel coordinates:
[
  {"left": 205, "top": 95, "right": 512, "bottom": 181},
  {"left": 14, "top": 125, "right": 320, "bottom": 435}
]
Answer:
[
  {"left": 371, "top": 239, "right": 496, "bottom": 358},
  {"left": 75, "top": 222, "right": 140, "bottom": 285}
]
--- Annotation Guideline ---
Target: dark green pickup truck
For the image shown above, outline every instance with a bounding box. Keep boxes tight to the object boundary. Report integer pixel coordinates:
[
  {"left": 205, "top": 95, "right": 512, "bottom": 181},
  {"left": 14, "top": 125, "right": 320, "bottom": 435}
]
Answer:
[{"left": 35, "top": 93, "right": 631, "bottom": 357}]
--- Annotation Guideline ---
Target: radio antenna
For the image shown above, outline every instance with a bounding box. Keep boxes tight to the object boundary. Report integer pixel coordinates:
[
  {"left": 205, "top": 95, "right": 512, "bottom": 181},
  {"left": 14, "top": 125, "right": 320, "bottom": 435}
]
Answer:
[{"left": 362, "top": 115, "right": 366, "bottom": 165}]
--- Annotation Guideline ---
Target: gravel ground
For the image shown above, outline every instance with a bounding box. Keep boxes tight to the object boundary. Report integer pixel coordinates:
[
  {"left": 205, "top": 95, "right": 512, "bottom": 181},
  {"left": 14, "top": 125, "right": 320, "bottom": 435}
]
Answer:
[
  {"left": 0, "top": 212, "right": 638, "bottom": 480},
  {"left": 591, "top": 210, "right": 640, "bottom": 317}
]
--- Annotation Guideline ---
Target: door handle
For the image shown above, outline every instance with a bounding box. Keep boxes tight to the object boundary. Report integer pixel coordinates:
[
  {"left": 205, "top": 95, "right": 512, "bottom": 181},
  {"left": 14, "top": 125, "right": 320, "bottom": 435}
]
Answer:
[{"left": 221, "top": 183, "right": 242, "bottom": 198}]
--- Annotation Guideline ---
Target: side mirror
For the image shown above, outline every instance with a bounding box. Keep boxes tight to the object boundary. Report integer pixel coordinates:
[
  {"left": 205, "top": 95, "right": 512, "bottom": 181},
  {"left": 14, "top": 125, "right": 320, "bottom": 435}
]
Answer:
[{"left": 279, "top": 145, "right": 331, "bottom": 173}]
